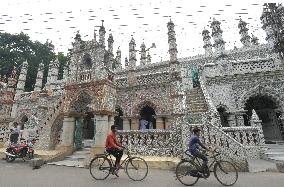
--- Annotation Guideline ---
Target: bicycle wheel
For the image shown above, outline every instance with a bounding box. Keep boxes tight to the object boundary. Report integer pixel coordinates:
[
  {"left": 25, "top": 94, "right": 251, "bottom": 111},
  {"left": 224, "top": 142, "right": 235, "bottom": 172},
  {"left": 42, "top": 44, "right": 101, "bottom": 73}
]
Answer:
[
  {"left": 126, "top": 157, "right": 148, "bottom": 181},
  {"left": 175, "top": 160, "right": 199, "bottom": 186},
  {"left": 214, "top": 160, "right": 238, "bottom": 186},
  {"left": 89, "top": 156, "right": 111, "bottom": 180}
]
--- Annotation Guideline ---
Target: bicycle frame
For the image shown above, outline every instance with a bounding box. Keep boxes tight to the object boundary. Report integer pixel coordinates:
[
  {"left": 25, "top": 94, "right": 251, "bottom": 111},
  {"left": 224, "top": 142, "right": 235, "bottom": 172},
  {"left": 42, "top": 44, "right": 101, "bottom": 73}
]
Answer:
[{"left": 104, "top": 149, "right": 133, "bottom": 171}]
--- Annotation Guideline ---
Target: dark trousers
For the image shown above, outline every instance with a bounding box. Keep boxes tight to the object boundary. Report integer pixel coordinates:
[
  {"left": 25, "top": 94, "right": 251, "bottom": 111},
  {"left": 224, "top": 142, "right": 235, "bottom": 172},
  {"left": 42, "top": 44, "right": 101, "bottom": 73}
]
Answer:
[
  {"left": 193, "top": 150, "right": 208, "bottom": 171},
  {"left": 106, "top": 148, "right": 123, "bottom": 168}
]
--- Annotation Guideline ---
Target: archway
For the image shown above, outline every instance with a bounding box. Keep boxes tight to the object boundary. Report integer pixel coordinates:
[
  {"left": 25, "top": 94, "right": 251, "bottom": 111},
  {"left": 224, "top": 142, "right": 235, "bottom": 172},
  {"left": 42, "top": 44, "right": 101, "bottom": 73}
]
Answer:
[
  {"left": 217, "top": 106, "right": 229, "bottom": 127},
  {"left": 139, "top": 105, "right": 156, "bottom": 129},
  {"left": 244, "top": 95, "right": 283, "bottom": 141},
  {"left": 114, "top": 106, "right": 123, "bottom": 130}
]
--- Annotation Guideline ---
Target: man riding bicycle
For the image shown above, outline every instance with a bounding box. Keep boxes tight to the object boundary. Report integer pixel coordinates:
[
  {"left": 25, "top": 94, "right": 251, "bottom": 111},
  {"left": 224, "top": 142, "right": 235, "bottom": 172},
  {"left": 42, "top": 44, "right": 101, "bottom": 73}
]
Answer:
[
  {"left": 188, "top": 127, "right": 211, "bottom": 175},
  {"left": 105, "top": 125, "right": 123, "bottom": 176}
]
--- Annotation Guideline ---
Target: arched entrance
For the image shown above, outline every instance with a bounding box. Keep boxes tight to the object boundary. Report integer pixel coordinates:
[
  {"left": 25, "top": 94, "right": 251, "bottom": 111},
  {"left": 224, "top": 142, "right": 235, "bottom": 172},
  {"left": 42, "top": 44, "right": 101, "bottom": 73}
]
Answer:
[
  {"left": 244, "top": 95, "right": 283, "bottom": 141},
  {"left": 114, "top": 106, "right": 123, "bottom": 130},
  {"left": 83, "top": 112, "right": 94, "bottom": 139},
  {"left": 217, "top": 106, "right": 229, "bottom": 127},
  {"left": 139, "top": 105, "right": 156, "bottom": 129}
]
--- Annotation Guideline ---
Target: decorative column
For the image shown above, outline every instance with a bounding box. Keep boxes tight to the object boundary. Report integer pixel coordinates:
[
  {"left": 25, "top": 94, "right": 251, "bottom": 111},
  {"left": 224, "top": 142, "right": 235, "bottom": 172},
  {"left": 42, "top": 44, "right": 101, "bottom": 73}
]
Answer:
[
  {"left": 61, "top": 117, "right": 76, "bottom": 147},
  {"left": 115, "top": 48, "right": 122, "bottom": 70},
  {"left": 140, "top": 42, "right": 147, "bottom": 66},
  {"left": 16, "top": 60, "right": 28, "bottom": 94},
  {"left": 99, "top": 20, "right": 106, "bottom": 47},
  {"left": 34, "top": 63, "right": 44, "bottom": 91},
  {"left": 238, "top": 18, "right": 251, "bottom": 47},
  {"left": 122, "top": 117, "right": 130, "bottom": 130},
  {"left": 8, "top": 68, "right": 17, "bottom": 118},
  {"left": 125, "top": 57, "right": 129, "bottom": 69},
  {"left": 130, "top": 117, "right": 139, "bottom": 130},
  {"left": 250, "top": 109, "right": 265, "bottom": 145},
  {"left": 211, "top": 18, "right": 226, "bottom": 56},
  {"left": 202, "top": 28, "right": 213, "bottom": 56},
  {"left": 92, "top": 115, "right": 109, "bottom": 154},
  {"left": 129, "top": 37, "right": 137, "bottom": 69}
]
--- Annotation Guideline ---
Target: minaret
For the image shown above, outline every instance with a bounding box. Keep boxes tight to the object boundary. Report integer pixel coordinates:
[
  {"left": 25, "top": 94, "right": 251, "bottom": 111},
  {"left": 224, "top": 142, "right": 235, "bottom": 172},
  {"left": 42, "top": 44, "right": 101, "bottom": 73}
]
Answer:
[
  {"left": 251, "top": 34, "right": 259, "bottom": 46},
  {"left": 115, "top": 47, "right": 122, "bottom": 69},
  {"left": 238, "top": 18, "right": 251, "bottom": 47},
  {"left": 202, "top": 28, "right": 213, "bottom": 56},
  {"left": 129, "top": 37, "right": 137, "bottom": 68},
  {"left": 260, "top": 8, "right": 276, "bottom": 49},
  {"left": 108, "top": 33, "right": 114, "bottom": 55},
  {"left": 125, "top": 57, "right": 129, "bottom": 69},
  {"left": 34, "top": 63, "right": 44, "bottom": 91},
  {"left": 107, "top": 33, "right": 114, "bottom": 69},
  {"left": 146, "top": 52, "right": 151, "bottom": 64},
  {"left": 167, "top": 19, "right": 178, "bottom": 62},
  {"left": 140, "top": 42, "right": 147, "bottom": 66},
  {"left": 211, "top": 18, "right": 226, "bottom": 56},
  {"left": 99, "top": 20, "right": 106, "bottom": 46},
  {"left": 46, "top": 58, "right": 59, "bottom": 89},
  {"left": 16, "top": 60, "right": 28, "bottom": 93}
]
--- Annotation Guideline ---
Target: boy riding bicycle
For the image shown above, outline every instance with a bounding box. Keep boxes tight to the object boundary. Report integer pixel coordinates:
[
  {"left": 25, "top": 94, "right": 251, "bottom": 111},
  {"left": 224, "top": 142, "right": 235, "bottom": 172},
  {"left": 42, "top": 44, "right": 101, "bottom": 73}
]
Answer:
[{"left": 188, "top": 127, "right": 211, "bottom": 175}]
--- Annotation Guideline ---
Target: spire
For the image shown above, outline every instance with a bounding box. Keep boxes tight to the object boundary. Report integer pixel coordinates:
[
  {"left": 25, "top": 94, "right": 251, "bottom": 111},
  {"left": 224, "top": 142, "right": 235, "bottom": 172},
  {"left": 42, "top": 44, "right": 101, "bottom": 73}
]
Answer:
[
  {"left": 16, "top": 60, "right": 28, "bottom": 93},
  {"left": 107, "top": 33, "right": 114, "bottom": 54},
  {"left": 129, "top": 36, "right": 137, "bottom": 68},
  {"left": 99, "top": 20, "right": 106, "bottom": 46},
  {"left": 202, "top": 28, "right": 213, "bottom": 56},
  {"left": 140, "top": 42, "right": 147, "bottom": 66},
  {"left": 125, "top": 57, "right": 129, "bottom": 69},
  {"left": 34, "top": 63, "right": 44, "bottom": 91},
  {"left": 167, "top": 19, "right": 178, "bottom": 62},
  {"left": 210, "top": 18, "right": 226, "bottom": 56},
  {"left": 46, "top": 58, "right": 59, "bottom": 89},
  {"left": 115, "top": 47, "right": 122, "bottom": 69},
  {"left": 238, "top": 18, "right": 251, "bottom": 47}
]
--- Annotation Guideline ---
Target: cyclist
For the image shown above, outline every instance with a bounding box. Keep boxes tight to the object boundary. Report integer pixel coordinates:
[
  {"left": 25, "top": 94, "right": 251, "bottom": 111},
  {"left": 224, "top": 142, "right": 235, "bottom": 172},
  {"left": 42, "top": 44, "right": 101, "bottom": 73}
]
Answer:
[
  {"left": 105, "top": 125, "right": 123, "bottom": 176},
  {"left": 188, "top": 127, "right": 210, "bottom": 175}
]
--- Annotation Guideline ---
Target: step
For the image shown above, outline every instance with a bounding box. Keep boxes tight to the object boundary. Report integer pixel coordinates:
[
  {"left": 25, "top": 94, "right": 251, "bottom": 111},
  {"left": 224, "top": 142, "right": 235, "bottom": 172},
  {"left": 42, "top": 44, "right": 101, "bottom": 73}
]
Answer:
[
  {"left": 265, "top": 152, "right": 284, "bottom": 156},
  {"left": 268, "top": 156, "right": 284, "bottom": 162},
  {"left": 65, "top": 155, "right": 87, "bottom": 161}
]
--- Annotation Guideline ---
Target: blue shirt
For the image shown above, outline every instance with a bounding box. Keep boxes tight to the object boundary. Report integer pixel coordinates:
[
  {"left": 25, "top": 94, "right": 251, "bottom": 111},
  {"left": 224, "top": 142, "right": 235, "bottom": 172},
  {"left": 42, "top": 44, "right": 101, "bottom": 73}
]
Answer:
[
  {"left": 139, "top": 119, "right": 148, "bottom": 130},
  {"left": 188, "top": 135, "right": 201, "bottom": 154}
]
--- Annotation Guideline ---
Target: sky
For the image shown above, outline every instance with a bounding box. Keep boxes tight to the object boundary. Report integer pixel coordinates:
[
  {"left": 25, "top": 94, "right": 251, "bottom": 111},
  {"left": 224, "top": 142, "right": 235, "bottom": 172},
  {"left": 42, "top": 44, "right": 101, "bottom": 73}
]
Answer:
[{"left": 0, "top": 0, "right": 282, "bottom": 66}]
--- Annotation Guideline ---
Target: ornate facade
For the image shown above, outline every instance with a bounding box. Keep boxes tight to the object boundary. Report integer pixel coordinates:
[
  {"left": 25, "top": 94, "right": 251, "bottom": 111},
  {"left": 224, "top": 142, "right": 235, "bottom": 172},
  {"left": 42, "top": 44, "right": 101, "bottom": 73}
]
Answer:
[{"left": 0, "top": 8, "right": 283, "bottom": 166}]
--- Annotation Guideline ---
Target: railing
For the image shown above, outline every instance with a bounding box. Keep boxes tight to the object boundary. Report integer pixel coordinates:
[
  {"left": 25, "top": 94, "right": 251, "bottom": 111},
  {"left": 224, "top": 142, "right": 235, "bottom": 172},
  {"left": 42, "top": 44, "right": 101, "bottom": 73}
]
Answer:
[
  {"left": 117, "top": 129, "right": 180, "bottom": 157},
  {"left": 222, "top": 127, "right": 261, "bottom": 146}
]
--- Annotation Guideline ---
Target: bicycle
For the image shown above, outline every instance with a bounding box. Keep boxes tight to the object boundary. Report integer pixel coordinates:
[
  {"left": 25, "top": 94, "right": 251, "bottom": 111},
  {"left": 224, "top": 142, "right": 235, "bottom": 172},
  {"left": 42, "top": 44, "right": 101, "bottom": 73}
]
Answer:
[
  {"left": 175, "top": 149, "right": 238, "bottom": 186},
  {"left": 89, "top": 147, "right": 149, "bottom": 181}
]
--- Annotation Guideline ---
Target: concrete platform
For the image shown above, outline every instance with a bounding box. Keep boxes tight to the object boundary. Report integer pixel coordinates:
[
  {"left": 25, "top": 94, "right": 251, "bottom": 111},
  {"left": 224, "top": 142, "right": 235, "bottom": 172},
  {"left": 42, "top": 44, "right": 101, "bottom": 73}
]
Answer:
[{"left": 247, "top": 159, "right": 278, "bottom": 173}]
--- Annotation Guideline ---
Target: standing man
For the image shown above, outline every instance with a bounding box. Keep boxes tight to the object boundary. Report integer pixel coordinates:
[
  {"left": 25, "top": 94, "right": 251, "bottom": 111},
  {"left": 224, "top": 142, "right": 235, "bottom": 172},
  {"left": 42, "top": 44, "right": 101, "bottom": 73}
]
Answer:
[{"left": 105, "top": 125, "right": 124, "bottom": 176}]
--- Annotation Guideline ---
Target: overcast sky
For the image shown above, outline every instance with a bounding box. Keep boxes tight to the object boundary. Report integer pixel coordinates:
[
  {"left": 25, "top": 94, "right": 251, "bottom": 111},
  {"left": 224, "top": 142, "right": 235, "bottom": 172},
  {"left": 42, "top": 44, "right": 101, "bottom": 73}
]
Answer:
[{"left": 0, "top": 0, "right": 282, "bottom": 66}]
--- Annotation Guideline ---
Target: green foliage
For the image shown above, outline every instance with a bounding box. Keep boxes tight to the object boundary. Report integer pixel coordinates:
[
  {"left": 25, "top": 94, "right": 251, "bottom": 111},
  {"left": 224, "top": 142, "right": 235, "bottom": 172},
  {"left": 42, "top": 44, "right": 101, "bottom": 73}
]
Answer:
[{"left": 0, "top": 32, "right": 68, "bottom": 92}]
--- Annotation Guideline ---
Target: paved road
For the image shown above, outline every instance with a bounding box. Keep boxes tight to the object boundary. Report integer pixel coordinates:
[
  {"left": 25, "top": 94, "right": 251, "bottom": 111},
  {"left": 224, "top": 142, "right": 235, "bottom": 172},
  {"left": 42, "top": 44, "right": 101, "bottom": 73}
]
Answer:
[{"left": 0, "top": 160, "right": 283, "bottom": 187}]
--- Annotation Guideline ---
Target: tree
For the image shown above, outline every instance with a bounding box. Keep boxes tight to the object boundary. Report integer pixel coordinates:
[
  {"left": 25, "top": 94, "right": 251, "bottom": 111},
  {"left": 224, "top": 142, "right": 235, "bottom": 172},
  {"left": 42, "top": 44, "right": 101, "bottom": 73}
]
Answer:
[{"left": 0, "top": 32, "right": 67, "bottom": 92}]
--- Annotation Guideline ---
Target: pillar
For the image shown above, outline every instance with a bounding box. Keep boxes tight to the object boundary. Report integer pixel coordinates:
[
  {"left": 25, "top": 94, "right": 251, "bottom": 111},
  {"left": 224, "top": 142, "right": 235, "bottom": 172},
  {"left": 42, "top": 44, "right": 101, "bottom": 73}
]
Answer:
[
  {"left": 108, "top": 115, "right": 114, "bottom": 131},
  {"left": 92, "top": 115, "right": 108, "bottom": 154},
  {"left": 61, "top": 117, "right": 76, "bottom": 147},
  {"left": 165, "top": 117, "right": 173, "bottom": 129},
  {"left": 122, "top": 117, "right": 130, "bottom": 130},
  {"left": 130, "top": 117, "right": 139, "bottom": 130}
]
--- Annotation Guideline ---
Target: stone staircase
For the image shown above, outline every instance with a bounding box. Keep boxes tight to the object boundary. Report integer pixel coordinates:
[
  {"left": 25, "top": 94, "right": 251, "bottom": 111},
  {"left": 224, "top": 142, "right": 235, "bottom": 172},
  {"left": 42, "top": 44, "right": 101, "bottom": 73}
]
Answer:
[
  {"left": 47, "top": 139, "right": 94, "bottom": 168},
  {"left": 186, "top": 87, "right": 208, "bottom": 113},
  {"left": 264, "top": 142, "right": 284, "bottom": 162}
]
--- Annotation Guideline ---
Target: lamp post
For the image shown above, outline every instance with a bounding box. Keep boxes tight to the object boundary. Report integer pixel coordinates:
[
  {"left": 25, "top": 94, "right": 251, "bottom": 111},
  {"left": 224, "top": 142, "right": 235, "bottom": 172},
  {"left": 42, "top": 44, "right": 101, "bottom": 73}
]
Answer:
[{"left": 262, "top": 3, "right": 284, "bottom": 60}]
